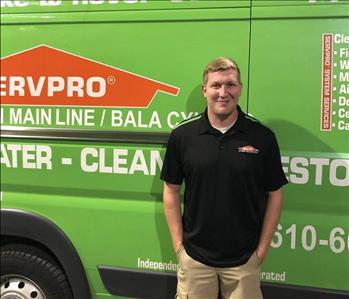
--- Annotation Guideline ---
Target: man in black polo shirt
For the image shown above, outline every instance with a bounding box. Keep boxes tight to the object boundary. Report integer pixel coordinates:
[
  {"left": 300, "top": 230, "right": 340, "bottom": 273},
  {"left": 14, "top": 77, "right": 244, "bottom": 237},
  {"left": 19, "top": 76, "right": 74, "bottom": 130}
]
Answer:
[{"left": 161, "top": 57, "right": 288, "bottom": 299}]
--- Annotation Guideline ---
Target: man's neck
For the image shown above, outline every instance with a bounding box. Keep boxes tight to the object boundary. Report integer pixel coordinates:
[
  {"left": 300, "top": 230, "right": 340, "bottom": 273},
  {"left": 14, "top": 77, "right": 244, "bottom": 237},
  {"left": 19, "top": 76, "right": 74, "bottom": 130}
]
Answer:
[{"left": 208, "top": 109, "right": 239, "bottom": 129}]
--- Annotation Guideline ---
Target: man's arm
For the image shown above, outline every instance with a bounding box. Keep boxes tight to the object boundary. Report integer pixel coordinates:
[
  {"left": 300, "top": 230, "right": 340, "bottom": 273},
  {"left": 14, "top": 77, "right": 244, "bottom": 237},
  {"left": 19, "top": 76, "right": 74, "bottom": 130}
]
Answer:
[
  {"left": 256, "top": 188, "right": 283, "bottom": 263},
  {"left": 163, "top": 182, "right": 183, "bottom": 255}
]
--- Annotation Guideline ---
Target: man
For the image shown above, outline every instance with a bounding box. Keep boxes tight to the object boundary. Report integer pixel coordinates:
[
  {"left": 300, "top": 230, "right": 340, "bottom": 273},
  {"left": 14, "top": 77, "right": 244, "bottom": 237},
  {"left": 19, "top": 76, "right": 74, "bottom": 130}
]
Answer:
[{"left": 161, "top": 57, "right": 288, "bottom": 299}]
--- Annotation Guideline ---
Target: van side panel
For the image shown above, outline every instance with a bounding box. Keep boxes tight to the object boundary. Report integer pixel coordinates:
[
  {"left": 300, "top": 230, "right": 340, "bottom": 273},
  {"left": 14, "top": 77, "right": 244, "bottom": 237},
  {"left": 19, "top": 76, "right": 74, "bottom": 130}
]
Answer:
[{"left": 250, "top": 0, "right": 349, "bottom": 292}]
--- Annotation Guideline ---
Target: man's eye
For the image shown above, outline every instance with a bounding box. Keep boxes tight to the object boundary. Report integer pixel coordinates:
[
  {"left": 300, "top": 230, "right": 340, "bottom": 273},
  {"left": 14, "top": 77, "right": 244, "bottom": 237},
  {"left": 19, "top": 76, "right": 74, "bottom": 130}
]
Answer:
[{"left": 212, "top": 84, "right": 220, "bottom": 88}]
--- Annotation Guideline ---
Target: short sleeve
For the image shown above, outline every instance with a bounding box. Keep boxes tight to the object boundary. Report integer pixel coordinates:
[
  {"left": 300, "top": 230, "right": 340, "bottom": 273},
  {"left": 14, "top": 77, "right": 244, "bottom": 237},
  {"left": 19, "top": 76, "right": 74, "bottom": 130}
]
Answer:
[
  {"left": 263, "top": 133, "right": 288, "bottom": 191},
  {"left": 160, "top": 130, "right": 184, "bottom": 185}
]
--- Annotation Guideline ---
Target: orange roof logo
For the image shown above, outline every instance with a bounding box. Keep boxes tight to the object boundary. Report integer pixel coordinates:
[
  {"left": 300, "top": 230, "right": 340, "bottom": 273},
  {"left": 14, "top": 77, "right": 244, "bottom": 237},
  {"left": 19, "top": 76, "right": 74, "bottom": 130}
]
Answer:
[
  {"left": 0, "top": 45, "right": 180, "bottom": 107},
  {"left": 238, "top": 146, "right": 259, "bottom": 154}
]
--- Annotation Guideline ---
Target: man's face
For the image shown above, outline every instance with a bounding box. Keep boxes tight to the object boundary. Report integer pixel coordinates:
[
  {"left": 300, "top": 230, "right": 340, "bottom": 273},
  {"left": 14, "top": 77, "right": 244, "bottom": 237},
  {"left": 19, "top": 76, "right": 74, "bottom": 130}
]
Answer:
[{"left": 203, "top": 69, "right": 242, "bottom": 119}]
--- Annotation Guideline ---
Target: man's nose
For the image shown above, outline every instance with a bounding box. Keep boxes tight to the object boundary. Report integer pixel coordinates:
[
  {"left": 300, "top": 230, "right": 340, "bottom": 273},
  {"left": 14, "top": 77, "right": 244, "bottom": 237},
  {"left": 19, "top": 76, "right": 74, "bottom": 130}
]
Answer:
[{"left": 219, "top": 85, "right": 228, "bottom": 97}]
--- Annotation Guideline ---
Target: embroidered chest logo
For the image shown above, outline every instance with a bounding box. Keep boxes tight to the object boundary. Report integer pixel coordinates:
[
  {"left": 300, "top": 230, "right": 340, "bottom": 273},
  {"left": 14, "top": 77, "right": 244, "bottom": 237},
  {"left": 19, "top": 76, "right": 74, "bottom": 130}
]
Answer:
[{"left": 238, "top": 146, "right": 259, "bottom": 154}]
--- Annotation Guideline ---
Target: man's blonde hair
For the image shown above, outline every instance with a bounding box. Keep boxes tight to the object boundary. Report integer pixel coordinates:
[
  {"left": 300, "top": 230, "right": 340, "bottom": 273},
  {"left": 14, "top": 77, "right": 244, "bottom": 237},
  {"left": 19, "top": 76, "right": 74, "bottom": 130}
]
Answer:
[{"left": 202, "top": 57, "right": 241, "bottom": 84}]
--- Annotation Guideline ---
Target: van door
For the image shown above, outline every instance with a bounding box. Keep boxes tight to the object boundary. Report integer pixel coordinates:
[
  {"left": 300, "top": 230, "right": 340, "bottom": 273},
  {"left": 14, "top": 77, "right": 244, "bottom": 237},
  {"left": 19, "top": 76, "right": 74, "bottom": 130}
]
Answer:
[
  {"left": 249, "top": 0, "right": 349, "bottom": 297},
  {"left": 1, "top": 1, "right": 252, "bottom": 298}
]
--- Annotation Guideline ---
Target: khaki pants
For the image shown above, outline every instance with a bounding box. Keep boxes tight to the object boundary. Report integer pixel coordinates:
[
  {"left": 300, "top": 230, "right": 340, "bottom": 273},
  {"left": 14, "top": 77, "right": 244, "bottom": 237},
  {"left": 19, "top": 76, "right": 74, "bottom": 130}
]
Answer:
[{"left": 176, "top": 247, "right": 262, "bottom": 299}]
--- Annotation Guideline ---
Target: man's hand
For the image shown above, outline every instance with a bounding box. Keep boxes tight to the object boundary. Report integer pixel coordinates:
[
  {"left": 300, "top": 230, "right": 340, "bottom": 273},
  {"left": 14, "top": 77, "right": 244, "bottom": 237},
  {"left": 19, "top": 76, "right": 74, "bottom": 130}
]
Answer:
[
  {"left": 255, "top": 248, "right": 267, "bottom": 264},
  {"left": 175, "top": 242, "right": 183, "bottom": 256}
]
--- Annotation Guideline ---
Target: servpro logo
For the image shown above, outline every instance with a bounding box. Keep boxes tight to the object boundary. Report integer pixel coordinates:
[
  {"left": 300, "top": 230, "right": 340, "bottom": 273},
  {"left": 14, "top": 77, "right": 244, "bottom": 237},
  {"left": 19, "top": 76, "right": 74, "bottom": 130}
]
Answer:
[
  {"left": 0, "top": 45, "right": 180, "bottom": 107},
  {"left": 1, "top": 76, "right": 107, "bottom": 98}
]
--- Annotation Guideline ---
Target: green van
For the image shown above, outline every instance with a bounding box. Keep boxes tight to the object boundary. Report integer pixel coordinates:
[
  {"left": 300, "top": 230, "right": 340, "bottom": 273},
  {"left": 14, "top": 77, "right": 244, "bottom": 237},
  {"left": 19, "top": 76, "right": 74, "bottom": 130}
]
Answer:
[{"left": 1, "top": 0, "right": 348, "bottom": 298}]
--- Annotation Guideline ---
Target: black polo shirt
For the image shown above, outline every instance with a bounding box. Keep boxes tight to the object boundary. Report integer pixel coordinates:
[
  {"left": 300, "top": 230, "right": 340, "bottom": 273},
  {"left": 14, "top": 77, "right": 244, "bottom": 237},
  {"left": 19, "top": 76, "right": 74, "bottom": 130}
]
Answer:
[{"left": 161, "top": 106, "right": 288, "bottom": 267}]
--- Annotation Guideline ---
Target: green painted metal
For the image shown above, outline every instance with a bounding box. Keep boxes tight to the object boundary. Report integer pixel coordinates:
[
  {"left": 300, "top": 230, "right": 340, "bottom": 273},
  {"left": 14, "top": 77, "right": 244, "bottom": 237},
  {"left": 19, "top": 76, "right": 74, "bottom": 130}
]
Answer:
[
  {"left": 253, "top": 0, "right": 349, "bottom": 7},
  {"left": 249, "top": 5, "right": 349, "bottom": 290},
  {"left": 1, "top": 0, "right": 348, "bottom": 298},
  {"left": 0, "top": 0, "right": 250, "bottom": 14},
  {"left": 252, "top": 3, "right": 349, "bottom": 18}
]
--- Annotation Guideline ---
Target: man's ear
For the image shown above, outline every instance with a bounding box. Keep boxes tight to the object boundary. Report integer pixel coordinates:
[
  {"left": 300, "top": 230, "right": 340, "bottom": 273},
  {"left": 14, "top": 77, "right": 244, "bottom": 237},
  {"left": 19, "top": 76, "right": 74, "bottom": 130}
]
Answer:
[
  {"left": 202, "top": 84, "right": 207, "bottom": 96},
  {"left": 238, "top": 82, "right": 243, "bottom": 97}
]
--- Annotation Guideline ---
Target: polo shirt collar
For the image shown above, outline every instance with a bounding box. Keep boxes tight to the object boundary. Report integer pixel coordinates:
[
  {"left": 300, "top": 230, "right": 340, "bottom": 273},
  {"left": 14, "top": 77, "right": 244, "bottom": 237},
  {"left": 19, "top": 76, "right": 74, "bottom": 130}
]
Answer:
[{"left": 199, "top": 105, "right": 248, "bottom": 135}]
